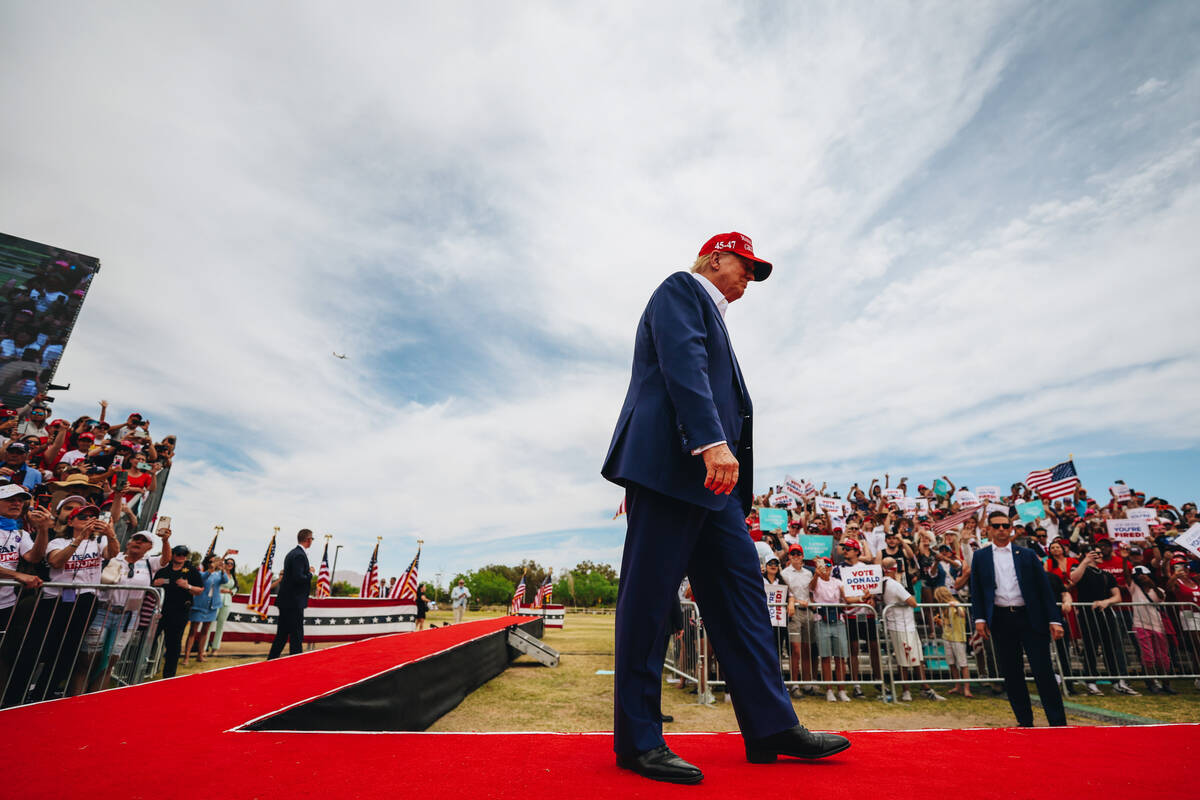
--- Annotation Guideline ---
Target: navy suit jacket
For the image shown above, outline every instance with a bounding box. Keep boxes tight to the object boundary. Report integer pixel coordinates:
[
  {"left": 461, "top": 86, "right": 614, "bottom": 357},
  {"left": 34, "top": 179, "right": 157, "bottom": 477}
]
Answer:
[
  {"left": 275, "top": 545, "right": 312, "bottom": 610},
  {"left": 969, "top": 544, "right": 1063, "bottom": 636},
  {"left": 602, "top": 271, "right": 754, "bottom": 515}
]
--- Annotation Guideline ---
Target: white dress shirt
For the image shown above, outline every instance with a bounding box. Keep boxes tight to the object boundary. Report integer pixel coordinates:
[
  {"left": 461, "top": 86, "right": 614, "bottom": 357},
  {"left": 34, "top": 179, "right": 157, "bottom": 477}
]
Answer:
[
  {"left": 689, "top": 272, "right": 728, "bottom": 455},
  {"left": 991, "top": 544, "right": 1024, "bottom": 608}
]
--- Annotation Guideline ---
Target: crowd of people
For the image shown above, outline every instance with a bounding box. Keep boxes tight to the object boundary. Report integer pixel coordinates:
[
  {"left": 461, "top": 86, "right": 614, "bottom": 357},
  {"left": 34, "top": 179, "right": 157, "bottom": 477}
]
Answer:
[
  {"left": 678, "top": 474, "right": 1200, "bottom": 704},
  {"left": 0, "top": 397, "right": 184, "bottom": 706},
  {"left": 0, "top": 241, "right": 99, "bottom": 407}
]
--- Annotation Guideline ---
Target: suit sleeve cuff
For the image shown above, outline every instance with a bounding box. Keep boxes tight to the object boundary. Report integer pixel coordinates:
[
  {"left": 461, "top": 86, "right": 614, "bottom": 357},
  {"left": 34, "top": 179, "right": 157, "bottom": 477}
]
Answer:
[
  {"left": 691, "top": 440, "right": 726, "bottom": 456},
  {"left": 1050, "top": 621, "right": 1063, "bottom": 627}
]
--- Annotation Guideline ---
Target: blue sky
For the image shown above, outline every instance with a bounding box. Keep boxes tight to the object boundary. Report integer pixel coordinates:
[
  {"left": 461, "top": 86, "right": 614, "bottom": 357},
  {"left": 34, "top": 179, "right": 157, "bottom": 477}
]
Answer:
[{"left": 1, "top": 1, "right": 1197, "bottom": 586}]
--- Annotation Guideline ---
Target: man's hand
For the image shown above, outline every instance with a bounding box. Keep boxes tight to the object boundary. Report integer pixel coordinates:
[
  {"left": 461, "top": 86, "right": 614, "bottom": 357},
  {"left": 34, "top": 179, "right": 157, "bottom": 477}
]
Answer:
[
  {"left": 1051, "top": 624, "right": 1064, "bottom": 640},
  {"left": 702, "top": 444, "right": 739, "bottom": 496},
  {"left": 975, "top": 620, "right": 989, "bottom": 639},
  {"left": 174, "top": 578, "right": 190, "bottom": 589},
  {"left": 27, "top": 506, "right": 52, "bottom": 533},
  {"left": 15, "top": 573, "right": 42, "bottom": 589}
]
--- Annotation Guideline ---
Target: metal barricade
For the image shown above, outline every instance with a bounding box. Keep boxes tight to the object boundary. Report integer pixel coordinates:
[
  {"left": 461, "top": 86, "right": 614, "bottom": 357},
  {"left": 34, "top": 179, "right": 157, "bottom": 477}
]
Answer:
[
  {"left": 0, "top": 580, "right": 163, "bottom": 708},
  {"left": 667, "top": 601, "right": 886, "bottom": 704},
  {"left": 880, "top": 600, "right": 1200, "bottom": 698},
  {"left": 1060, "top": 601, "right": 1200, "bottom": 693},
  {"left": 879, "top": 601, "right": 1005, "bottom": 699}
]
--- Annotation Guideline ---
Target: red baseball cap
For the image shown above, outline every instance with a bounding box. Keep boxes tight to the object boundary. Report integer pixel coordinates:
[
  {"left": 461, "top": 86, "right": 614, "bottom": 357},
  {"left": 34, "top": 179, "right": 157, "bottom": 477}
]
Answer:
[
  {"left": 841, "top": 538, "right": 861, "bottom": 551},
  {"left": 698, "top": 232, "right": 773, "bottom": 281}
]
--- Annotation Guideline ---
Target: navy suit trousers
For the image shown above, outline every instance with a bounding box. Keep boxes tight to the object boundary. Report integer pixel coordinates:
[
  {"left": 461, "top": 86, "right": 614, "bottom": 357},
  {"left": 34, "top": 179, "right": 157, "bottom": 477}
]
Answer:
[
  {"left": 614, "top": 484, "right": 797, "bottom": 755},
  {"left": 990, "top": 606, "right": 1067, "bottom": 727}
]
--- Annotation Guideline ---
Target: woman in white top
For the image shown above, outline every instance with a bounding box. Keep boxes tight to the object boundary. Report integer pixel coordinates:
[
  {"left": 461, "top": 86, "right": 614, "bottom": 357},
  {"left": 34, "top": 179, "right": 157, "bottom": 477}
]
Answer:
[{"left": 42, "top": 503, "right": 118, "bottom": 698}]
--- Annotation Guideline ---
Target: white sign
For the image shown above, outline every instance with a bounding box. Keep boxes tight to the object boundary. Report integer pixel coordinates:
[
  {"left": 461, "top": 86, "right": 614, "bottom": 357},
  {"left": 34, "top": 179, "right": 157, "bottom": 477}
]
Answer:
[
  {"left": 817, "top": 496, "right": 843, "bottom": 514},
  {"left": 915, "top": 498, "right": 930, "bottom": 513},
  {"left": 883, "top": 488, "right": 903, "bottom": 501},
  {"left": 1125, "top": 508, "right": 1156, "bottom": 523},
  {"left": 770, "top": 492, "right": 796, "bottom": 508},
  {"left": 784, "top": 475, "right": 806, "bottom": 499},
  {"left": 953, "top": 490, "right": 979, "bottom": 506},
  {"left": 1176, "top": 524, "right": 1200, "bottom": 560},
  {"left": 765, "top": 584, "right": 788, "bottom": 627},
  {"left": 976, "top": 486, "right": 1001, "bottom": 502},
  {"left": 1105, "top": 519, "right": 1150, "bottom": 543},
  {"left": 1111, "top": 484, "right": 1132, "bottom": 500},
  {"left": 839, "top": 562, "right": 883, "bottom": 595},
  {"left": 830, "top": 515, "right": 846, "bottom": 533}
]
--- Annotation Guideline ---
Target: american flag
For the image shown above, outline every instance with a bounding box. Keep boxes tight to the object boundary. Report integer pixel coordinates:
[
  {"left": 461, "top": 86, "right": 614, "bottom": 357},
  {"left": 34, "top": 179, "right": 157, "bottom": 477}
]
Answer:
[
  {"left": 509, "top": 573, "right": 527, "bottom": 614},
  {"left": 315, "top": 541, "right": 332, "bottom": 598},
  {"left": 533, "top": 573, "right": 553, "bottom": 609},
  {"left": 248, "top": 535, "right": 277, "bottom": 619},
  {"left": 613, "top": 497, "right": 626, "bottom": 519},
  {"left": 204, "top": 532, "right": 218, "bottom": 562},
  {"left": 932, "top": 504, "right": 984, "bottom": 536},
  {"left": 360, "top": 543, "right": 380, "bottom": 598},
  {"left": 1025, "top": 460, "right": 1080, "bottom": 502},
  {"left": 390, "top": 547, "right": 420, "bottom": 600}
]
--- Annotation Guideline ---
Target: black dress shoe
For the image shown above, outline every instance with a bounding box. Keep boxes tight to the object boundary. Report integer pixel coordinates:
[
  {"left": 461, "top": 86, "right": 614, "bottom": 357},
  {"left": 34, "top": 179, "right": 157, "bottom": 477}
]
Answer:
[
  {"left": 660, "top": 713, "right": 674, "bottom": 723},
  {"left": 616, "top": 745, "right": 703, "bottom": 784},
  {"left": 745, "top": 725, "right": 851, "bottom": 763}
]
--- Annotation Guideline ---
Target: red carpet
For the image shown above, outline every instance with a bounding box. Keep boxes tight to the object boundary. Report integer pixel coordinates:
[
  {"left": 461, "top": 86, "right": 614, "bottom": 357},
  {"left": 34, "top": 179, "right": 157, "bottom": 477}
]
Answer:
[{"left": 5, "top": 616, "right": 1196, "bottom": 799}]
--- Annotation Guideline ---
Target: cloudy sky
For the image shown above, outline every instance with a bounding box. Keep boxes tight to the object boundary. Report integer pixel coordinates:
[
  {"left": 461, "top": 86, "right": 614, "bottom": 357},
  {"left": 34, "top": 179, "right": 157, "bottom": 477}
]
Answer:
[{"left": 2, "top": 1, "right": 1197, "bottom": 585}]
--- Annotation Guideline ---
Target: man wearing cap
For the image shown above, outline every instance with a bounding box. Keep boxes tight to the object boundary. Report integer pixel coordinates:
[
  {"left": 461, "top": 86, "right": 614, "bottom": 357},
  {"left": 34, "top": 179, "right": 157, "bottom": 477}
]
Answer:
[
  {"left": 0, "top": 441, "right": 42, "bottom": 491},
  {"left": 603, "top": 233, "right": 849, "bottom": 784},
  {"left": 780, "top": 545, "right": 817, "bottom": 695},
  {"left": 153, "top": 544, "right": 204, "bottom": 678},
  {"left": 0, "top": 484, "right": 52, "bottom": 704}
]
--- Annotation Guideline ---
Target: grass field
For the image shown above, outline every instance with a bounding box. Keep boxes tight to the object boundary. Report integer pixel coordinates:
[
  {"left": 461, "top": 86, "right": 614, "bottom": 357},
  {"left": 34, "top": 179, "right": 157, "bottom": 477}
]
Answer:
[{"left": 179, "top": 609, "right": 1200, "bottom": 730}]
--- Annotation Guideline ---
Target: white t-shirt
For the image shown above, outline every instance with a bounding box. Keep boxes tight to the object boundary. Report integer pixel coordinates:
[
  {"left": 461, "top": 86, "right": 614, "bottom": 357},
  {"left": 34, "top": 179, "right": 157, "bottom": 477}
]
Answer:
[
  {"left": 108, "top": 552, "right": 157, "bottom": 610},
  {"left": 881, "top": 577, "right": 916, "bottom": 631},
  {"left": 45, "top": 537, "right": 104, "bottom": 598},
  {"left": 0, "top": 527, "right": 35, "bottom": 609},
  {"left": 59, "top": 449, "right": 89, "bottom": 466},
  {"left": 780, "top": 565, "right": 813, "bottom": 606}
]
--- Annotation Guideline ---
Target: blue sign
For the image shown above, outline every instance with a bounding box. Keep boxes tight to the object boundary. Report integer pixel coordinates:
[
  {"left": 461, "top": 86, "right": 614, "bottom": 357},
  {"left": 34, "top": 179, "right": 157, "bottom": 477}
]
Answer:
[
  {"left": 797, "top": 534, "right": 834, "bottom": 559},
  {"left": 758, "top": 507, "right": 789, "bottom": 533},
  {"left": 1016, "top": 500, "right": 1045, "bottom": 523}
]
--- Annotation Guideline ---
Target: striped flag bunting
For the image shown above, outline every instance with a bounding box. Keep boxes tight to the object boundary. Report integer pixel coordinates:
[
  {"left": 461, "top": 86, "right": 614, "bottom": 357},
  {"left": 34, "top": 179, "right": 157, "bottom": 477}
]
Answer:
[
  {"left": 390, "top": 546, "right": 421, "bottom": 601},
  {"left": 248, "top": 535, "right": 277, "bottom": 619},
  {"left": 533, "top": 572, "right": 553, "bottom": 609},
  {"left": 361, "top": 542, "right": 380, "bottom": 598},
  {"left": 613, "top": 497, "right": 626, "bottom": 519},
  {"left": 932, "top": 504, "right": 984, "bottom": 536},
  {"left": 315, "top": 541, "right": 332, "bottom": 598},
  {"left": 510, "top": 573, "right": 527, "bottom": 614},
  {"left": 1025, "top": 460, "right": 1080, "bottom": 502}
]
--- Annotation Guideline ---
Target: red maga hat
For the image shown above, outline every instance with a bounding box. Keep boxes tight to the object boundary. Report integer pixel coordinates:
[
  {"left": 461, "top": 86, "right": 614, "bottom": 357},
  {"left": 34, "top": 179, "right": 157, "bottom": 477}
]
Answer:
[{"left": 698, "top": 232, "right": 773, "bottom": 281}]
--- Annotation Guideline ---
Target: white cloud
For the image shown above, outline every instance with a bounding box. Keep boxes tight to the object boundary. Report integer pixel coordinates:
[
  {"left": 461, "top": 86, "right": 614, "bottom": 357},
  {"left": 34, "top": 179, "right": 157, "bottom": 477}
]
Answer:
[{"left": 1134, "top": 77, "right": 1168, "bottom": 96}]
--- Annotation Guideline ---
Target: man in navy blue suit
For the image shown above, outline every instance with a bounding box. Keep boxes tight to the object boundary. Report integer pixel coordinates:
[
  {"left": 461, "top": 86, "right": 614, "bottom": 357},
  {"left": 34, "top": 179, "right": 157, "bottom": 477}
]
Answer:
[
  {"left": 602, "top": 233, "right": 850, "bottom": 784},
  {"left": 969, "top": 510, "right": 1067, "bottom": 727}
]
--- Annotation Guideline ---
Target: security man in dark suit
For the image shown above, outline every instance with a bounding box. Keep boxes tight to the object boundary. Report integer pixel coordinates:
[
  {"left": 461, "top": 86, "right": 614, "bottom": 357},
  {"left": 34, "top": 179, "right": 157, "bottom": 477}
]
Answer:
[
  {"left": 268, "top": 528, "right": 313, "bottom": 660},
  {"left": 970, "top": 510, "right": 1067, "bottom": 726},
  {"left": 602, "top": 233, "right": 849, "bottom": 784}
]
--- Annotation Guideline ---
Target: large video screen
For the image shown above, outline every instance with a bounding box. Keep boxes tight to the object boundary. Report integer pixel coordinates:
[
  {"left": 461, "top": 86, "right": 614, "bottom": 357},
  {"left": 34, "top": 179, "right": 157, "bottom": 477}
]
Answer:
[{"left": 0, "top": 232, "right": 101, "bottom": 408}]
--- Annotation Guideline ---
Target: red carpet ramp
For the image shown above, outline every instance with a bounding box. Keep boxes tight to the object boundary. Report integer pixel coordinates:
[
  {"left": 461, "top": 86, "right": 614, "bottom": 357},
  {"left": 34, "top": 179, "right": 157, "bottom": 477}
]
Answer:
[{"left": 3, "top": 615, "right": 1196, "bottom": 799}]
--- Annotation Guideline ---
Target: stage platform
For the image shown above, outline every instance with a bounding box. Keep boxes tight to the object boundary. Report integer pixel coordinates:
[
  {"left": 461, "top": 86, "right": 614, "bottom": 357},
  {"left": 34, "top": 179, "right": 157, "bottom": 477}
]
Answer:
[{"left": 6, "top": 616, "right": 1197, "bottom": 799}]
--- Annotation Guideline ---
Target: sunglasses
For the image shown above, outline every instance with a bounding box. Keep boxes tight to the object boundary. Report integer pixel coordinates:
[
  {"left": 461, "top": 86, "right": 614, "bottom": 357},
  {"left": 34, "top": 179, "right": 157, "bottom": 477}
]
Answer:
[{"left": 991, "top": 522, "right": 1012, "bottom": 530}]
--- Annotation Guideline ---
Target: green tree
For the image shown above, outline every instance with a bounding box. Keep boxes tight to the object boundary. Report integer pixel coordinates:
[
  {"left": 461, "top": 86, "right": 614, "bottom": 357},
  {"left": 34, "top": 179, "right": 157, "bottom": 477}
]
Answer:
[
  {"left": 458, "top": 569, "right": 515, "bottom": 605},
  {"left": 331, "top": 580, "right": 357, "bottom": 597}
]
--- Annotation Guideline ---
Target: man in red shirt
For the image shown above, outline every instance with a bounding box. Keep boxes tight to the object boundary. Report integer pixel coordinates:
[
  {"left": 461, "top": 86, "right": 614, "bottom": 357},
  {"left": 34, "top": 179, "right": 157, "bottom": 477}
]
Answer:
[{"left": 1095, "top": 538, "right": 1130, "bottom": 600}]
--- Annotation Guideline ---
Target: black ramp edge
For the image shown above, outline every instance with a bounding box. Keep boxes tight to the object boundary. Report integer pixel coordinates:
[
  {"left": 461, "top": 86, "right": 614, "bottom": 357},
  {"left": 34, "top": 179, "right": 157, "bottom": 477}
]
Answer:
[{"left": 244, "top": 618, "right": 544, "bottom": 732}]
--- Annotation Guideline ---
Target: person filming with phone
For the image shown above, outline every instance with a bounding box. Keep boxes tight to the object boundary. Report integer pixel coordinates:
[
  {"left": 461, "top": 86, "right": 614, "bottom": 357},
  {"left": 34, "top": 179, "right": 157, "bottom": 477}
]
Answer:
[{"left": 153, "top": 544, "right": 203, "bottom": 678}]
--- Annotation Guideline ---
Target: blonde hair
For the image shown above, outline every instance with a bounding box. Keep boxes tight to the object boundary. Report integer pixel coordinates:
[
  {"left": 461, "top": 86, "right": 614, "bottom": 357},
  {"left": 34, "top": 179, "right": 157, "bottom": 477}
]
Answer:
[
  {"left": 933, "top": 586, "right": 955, "bottom": 605},
  {"left": 690, "top": 253, "right": 716, "bottom": 274}
]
